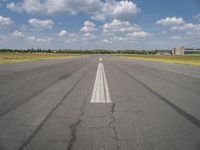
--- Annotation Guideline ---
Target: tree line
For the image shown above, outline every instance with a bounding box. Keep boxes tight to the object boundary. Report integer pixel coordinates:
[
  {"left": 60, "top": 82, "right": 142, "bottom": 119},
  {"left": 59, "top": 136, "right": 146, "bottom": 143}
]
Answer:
[{"left": 0, "top": 49, "right": 172, "bottom": 54}]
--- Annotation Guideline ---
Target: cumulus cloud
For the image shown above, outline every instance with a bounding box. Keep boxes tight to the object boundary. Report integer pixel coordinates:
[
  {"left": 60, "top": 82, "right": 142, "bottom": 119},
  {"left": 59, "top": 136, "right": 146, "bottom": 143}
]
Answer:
[
  {"left": 7, "top": 0, "right": 103, "bottom": 15},
  {"left": 65, "top": 38, "right": 78, "bottom": 43},
  {"left": 27, "top": 36, "right": 36, "bottom": 41},
  {"left": 57, "top": 30, "right": 80, "bottom": 43},
  {"left": 113, "top": 0, "right": 139, "bottom": 16},
  {"left": 92, "top": 0, "right": 140, "bottom": 21},
  {"left": 7, "top": 1, "right": 43, "bottom": 13},
  {"left": 171, "top": 23, "right": 200, "bottom": 31},
  {"left": 155, "top": 16, "right": 200, "bottom": 45},
  {"left": 0, "top": 35, "right": 7, "bottom": 40},
  {"left": 65, "top": 34, "right": 79, "bottom": 43},
  {"left": 156, "top": 16, "right": 200, "bottom": 33},
  {"left": 170, "top": 36, "right": 182, "bottom": 40},
  {"left": 101, "top": 19, "right": 149, "bottom": 43},
  {"left": 194, "top": 14, "right": 200, "bottom": 21},
  {"left": 102, "top": 19, "right": 140, "bottom": 33},
  {"left": 11, "top": 31, "right": 24, "bottom": 38},
  {"left": 156, "top": 17, "right": 185, "bottom": 26},
  {"left": 83, "top": 32, "right": 96, "bottom": 40},
  {"left": 7, "top": 0, "right": 139, "bottom": 21},
  {"left": 112, "top": 36, "right": 127, "bottom": 42},
  {"left": 102, "top": 39, "right": 112, "bottom": 44},
  {"left": 81, "top": 21, "right": 98, "bottom": 33},
  {"left": 80, "top": 21, "right": 97, "bottom": 41},
  {"left": 28, "top": 18, "right": 54, "bottom": 29},
  {"left": 0, "top": 16, "right": 13, "bottom": 27},
  {"left": 58, "top": 30, "right": 67, "bottom": 36},
  {"left": 26, "top": 36, "right": 52, "bottom": 43},
  {"left": 35, "top": 38, "right": 47, "bottom": 42},
  {"left": 127, "top": 31, "right": 150, "bottom": 38}
]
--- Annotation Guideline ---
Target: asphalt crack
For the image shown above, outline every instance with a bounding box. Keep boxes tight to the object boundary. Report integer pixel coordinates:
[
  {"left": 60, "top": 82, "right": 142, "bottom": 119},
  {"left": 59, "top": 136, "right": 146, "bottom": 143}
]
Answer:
[
  {"left": 17, "top": 68, "right": 88, "bottom": 150},
  {"left": 113, "top": 62, "right": 200, "bottom": 129},
  {"left": 109, "top": 102, "right": 120, "bottom": 150},
  {"left": 67, "top": 87, "right": 88, "bottom": 150},
  {"left": 0, "top": 63, "right": 85, "bottom": 118}
]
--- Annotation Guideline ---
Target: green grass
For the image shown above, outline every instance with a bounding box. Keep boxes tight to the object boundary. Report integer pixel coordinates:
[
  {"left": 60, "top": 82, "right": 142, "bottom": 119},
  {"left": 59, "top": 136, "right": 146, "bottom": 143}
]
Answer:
[
  {"left": 0, "top": 52, "right": 82, "bottom": 64},
  {"left": 119, "top": 54, "right": 200, "bottom": 67}
]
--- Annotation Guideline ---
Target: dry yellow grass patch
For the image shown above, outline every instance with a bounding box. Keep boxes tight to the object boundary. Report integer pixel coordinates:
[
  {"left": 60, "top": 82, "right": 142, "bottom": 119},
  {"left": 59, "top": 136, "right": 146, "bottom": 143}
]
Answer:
[
  {"left": 0, "top": 52, "right": 81, "bottom": 64},
  {"left": 121, "top": 55, "right": 200, "bottom": 67}
]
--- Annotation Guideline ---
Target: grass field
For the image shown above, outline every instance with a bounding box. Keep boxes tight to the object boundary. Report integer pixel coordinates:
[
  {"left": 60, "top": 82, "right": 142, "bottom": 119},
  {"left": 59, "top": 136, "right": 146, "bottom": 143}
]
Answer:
[
  {"left": 121, "top": 55, "right": 200, "bottom": 67},
  {"left": 0, "top": 52, "right": 82, "bottom": 64}
]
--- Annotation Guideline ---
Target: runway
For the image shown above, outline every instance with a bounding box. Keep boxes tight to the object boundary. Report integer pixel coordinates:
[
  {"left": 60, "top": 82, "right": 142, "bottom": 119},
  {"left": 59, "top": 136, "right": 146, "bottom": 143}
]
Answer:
[{"left": 0, "top": 55, "right": 200, "bottom": 150}]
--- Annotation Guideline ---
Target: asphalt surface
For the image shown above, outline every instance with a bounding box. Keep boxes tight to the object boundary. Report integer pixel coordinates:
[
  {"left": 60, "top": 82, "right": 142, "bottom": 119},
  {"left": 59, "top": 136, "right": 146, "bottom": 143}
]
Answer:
[{"left": 0, "top": 55, "right": 200, "bottom": 150}]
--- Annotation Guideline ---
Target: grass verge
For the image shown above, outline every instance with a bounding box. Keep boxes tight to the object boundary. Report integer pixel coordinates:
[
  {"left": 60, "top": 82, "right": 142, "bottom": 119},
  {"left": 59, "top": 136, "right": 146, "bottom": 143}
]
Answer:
[
  {"left": 0, "top": 53, "right": 83, "bottom": 64},
  {"left": 119, "top": 54, "right": 200, "bottom": 67}
]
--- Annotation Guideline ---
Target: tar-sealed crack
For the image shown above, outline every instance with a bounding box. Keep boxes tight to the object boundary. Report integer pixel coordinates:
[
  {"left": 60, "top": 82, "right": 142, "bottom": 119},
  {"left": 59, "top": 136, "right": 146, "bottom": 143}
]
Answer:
[
  {"left": 109, "top": 103, "right": 120, "bottom": 150},
  {"left": 17, "top": 66, "right": 89, "bottom": 150},
  {"left": 67, "top": 90, "right": 87, "bottom": 150}
]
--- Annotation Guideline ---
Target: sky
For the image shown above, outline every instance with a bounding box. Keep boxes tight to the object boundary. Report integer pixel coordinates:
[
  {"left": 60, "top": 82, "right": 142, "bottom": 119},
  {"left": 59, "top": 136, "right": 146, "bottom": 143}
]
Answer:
[{"left": 0, "top": 0, "right": 200, "bottom": 50}]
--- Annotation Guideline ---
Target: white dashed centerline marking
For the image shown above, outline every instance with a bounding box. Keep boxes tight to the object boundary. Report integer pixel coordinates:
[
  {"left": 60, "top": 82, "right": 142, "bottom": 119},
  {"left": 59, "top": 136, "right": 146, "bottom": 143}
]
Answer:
[
  {"left": 91, "top": 58, "right": 112, "bottom": 103},
  {"left": 99, "top": 57, "right": 102, "bottom": 61}
]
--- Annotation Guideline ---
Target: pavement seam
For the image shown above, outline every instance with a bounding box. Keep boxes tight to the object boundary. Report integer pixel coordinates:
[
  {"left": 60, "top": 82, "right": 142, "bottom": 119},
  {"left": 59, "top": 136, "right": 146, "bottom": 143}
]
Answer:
[
  {"left": 113, "top": 62, "right": 200, "bottom": 129},
  {"left": 17, "top": 66, "right": 88, "bottom": 150}
]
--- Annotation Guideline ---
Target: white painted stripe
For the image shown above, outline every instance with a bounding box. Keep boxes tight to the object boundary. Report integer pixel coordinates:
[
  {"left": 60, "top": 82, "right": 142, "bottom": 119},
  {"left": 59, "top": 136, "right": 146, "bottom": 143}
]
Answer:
[
  {"left": 91, "top": 63, "right": 112, "bottom": 103},
  {"left": 99, "top": 57, "right": 102, "bottom": 61}
]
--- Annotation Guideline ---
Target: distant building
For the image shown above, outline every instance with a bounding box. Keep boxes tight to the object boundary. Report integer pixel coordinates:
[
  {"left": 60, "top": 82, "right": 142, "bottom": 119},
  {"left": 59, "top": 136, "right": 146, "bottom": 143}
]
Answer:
[{"left": 172, "top": 47, "right": 185, "bottom": 55}]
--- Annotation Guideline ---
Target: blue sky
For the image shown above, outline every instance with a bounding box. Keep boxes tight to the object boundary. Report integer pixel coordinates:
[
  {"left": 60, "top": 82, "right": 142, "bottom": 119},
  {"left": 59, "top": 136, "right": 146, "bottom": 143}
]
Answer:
[{"left": 0, "top": 0, "right": 200, "bottom": 50}]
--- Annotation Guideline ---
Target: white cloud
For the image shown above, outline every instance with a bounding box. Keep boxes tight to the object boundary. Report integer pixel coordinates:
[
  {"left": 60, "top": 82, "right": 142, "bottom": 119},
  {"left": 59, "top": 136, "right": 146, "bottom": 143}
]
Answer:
[
  {"left": 102, "top": 39, "right": 112, "bottom": 44},
  {"left": 28, "top": 18, "right": 54, "bottom": 29},
  {"left": 27, "top": 36, "right": 36, "bottom": 41},
  {"left": 83, "top": 32, "right": 96, "bottom": 40},
  {"left": 101, "top": 19, "right": 149, "bottom": 43},
  {"left": 113, "top": 0, "right": 140, "bottom": 19},
  {"left": 102, "top": 19, "right": 140, "bottom": 33},
  {"left": 162, "top": 31, "right": 167, "bottom": 34},
  {"left": 58, "top": 30, "right": 67, "bottom": 36},
  {"left": 112, "top": 36, "right": 127, "bottom": 42},
  {"left": 65, "top": 38, "right": 78, "bottom": 43},
  {"left": 170, "top": 36, "right": 182, "bottom": 40},
  {"left": 35, "top": 38, "right": 47, "bottom": 42},
  {"left": 26, "top": 36, "right": 52, "bottom": 43},
  {"left": 156, "top": 17, "right": 185, "bottom": 26},
  {"left": 127, "top": 31, "right": 150, "bottom": 38},
  {"left": 80, "top": 21, "right": 97, "bottom": 41},
  {"left": 92, "top": 0, "right": 140, "bottom": 21},
  {"left": 0, "top": 35, "right": 7, "bottom": 40},
  {"left": 57, "top": 30, "right": 80, "bottom": 43},
  {"left": 65, "top": 34, "right": 79, "bottom": 43},
  {"left": 7, "top": 0, "right": 139, "bottom": 21},
  {"left": 7, "top": 0, "right": 103, "bottom": 15},
  {"left": 46, "top": 0, "right": 103, "bottom": 15},
  {"left": 81, "top": 21, "right": 97, "bottom": 33},
  {"left": 171, "top": 23, "right": 200, "bottom": 31},
  {"left": 7, "top": 0, "right": 47, "bottom": 14},
  {"left": 194, "top": 14, "right": 200, "bottom": 21},
  {"left": 11, "top": 31, "right": 24, "bottom": 38},
  {"left": 0, "top": 16, "right": 13, "bottom": 27}
]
